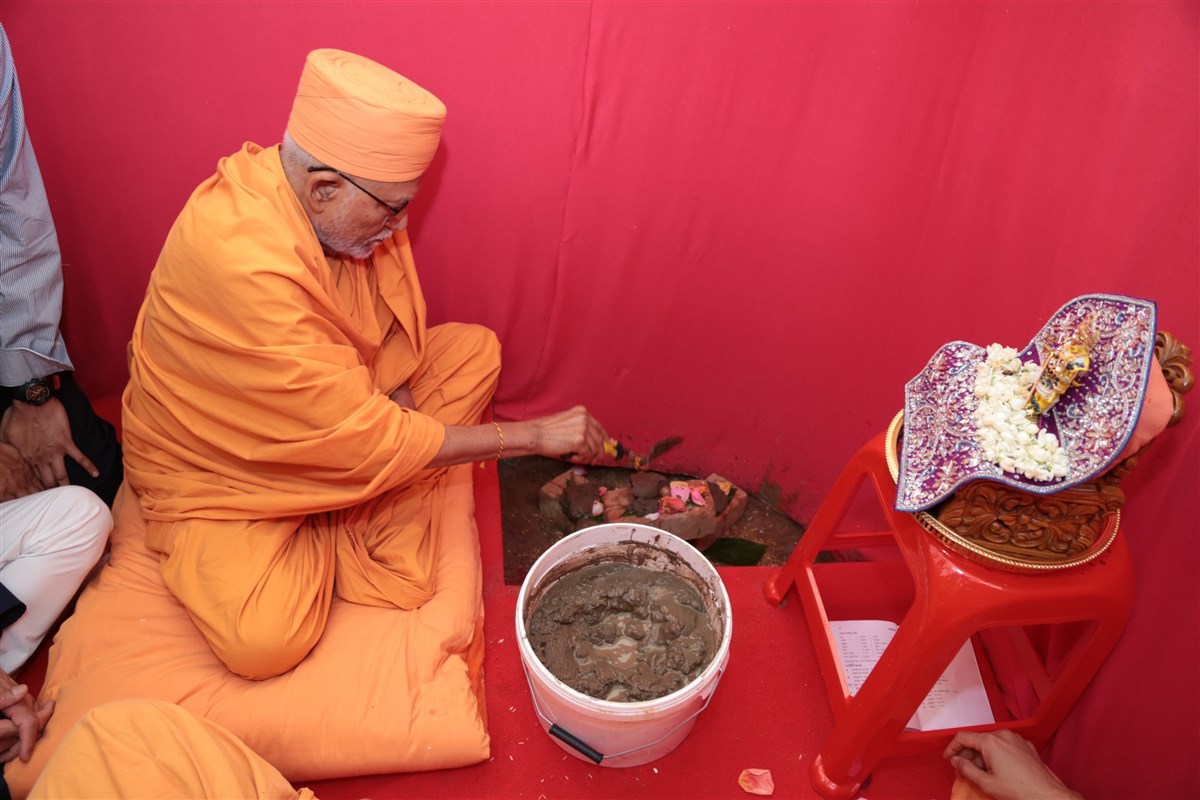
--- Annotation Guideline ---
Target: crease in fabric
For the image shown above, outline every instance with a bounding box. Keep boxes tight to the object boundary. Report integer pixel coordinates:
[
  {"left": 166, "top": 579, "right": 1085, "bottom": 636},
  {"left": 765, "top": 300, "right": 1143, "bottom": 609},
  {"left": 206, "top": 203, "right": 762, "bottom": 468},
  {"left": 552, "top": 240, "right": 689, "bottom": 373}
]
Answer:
[{"left": 517, "top": 0, "right": 597, "bottom": 419}]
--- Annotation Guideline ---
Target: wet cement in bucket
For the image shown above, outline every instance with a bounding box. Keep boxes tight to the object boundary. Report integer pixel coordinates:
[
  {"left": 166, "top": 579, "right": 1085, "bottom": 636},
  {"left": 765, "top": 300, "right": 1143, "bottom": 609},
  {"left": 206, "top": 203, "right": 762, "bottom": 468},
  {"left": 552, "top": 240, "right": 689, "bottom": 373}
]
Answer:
[{"left": 526, "top": 562, "right": 718, "bottom": 702}]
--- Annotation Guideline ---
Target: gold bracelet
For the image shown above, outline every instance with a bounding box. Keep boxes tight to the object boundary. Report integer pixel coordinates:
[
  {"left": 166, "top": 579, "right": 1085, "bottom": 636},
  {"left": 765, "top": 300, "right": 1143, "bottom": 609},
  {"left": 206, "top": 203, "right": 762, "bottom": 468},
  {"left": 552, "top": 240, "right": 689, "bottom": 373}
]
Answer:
[{"left": 492, "top": 421, "right": 504, "bottom": 460}]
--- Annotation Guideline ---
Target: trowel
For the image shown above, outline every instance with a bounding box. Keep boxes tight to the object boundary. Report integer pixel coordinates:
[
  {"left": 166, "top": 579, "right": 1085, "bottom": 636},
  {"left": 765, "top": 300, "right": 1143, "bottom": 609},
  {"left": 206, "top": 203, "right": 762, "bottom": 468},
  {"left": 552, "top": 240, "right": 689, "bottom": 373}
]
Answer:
[{"left": 605, "top": 435, "right": 684, "bottom": 470}]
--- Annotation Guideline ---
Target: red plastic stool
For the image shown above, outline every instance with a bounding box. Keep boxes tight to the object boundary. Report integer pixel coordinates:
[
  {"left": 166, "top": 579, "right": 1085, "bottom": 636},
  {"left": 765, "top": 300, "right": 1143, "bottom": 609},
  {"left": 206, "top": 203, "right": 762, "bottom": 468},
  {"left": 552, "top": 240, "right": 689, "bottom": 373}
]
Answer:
[{"left": 764, "top": 428, "right": 1134, "bottom": 799}]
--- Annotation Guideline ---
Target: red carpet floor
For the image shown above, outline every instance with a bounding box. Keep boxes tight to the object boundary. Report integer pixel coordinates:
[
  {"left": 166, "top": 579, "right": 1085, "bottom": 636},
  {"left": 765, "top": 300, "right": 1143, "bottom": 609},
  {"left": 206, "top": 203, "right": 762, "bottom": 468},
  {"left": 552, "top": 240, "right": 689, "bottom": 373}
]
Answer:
[{"left": 305, "top": 463, "right": 955, "bottom": 800}]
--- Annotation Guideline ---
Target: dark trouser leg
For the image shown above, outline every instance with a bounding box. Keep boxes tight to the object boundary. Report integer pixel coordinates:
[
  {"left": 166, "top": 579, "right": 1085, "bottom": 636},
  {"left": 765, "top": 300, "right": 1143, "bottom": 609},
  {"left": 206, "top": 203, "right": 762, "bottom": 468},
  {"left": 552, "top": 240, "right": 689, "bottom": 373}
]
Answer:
[{"left": 58, "top": 373, "right": 122, "bottom": 506}]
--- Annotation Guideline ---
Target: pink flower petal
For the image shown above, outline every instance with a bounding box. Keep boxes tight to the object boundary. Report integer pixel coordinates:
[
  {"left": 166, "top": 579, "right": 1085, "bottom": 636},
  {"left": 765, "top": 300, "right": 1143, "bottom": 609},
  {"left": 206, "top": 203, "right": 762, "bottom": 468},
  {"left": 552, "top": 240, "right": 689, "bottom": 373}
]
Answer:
[
  {"left": 738, "top": 768, "right": 775, "bottom": 796},
  {"left": 660, "top": 496, "right": 687, "bottom": 514}
]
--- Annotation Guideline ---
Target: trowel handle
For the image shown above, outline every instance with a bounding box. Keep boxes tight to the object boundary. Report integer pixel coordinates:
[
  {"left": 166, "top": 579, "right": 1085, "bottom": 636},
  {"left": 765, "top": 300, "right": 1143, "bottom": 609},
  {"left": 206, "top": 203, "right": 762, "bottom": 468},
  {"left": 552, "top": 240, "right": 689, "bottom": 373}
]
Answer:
[{"left": 560, "top": 438, "right": 627, "bottom": 463}]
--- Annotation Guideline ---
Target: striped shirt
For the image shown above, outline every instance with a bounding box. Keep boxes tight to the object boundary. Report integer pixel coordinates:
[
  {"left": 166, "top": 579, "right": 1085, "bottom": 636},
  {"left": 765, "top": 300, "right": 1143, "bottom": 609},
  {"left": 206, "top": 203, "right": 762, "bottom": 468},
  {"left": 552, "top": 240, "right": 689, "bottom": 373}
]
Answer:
[{"left": 0, "top": 24, "right": 74, "bottom": 388}]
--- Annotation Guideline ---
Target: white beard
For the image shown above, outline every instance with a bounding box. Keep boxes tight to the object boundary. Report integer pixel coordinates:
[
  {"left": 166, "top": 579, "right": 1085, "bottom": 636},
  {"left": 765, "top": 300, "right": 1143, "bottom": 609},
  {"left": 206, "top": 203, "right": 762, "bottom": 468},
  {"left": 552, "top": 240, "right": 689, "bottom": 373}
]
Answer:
[{"left": 315, "top": 207, "right": 394, "bottom": 260}]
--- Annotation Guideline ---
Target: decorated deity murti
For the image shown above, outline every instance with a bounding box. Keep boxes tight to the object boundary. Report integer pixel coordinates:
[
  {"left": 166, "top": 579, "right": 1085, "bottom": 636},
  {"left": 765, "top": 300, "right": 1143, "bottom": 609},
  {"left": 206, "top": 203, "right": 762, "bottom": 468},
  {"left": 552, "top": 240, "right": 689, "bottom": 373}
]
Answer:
[{"left": 1028, "top": 315, "right": 1099, "bottom": 415}]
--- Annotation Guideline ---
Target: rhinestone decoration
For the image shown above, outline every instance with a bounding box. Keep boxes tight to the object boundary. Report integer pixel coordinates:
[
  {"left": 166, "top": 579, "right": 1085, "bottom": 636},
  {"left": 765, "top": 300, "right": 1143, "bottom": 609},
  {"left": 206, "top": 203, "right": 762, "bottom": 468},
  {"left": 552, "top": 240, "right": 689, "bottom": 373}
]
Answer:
[{"left": 896, "top": 294, "right": 1157, "bottom": 512}]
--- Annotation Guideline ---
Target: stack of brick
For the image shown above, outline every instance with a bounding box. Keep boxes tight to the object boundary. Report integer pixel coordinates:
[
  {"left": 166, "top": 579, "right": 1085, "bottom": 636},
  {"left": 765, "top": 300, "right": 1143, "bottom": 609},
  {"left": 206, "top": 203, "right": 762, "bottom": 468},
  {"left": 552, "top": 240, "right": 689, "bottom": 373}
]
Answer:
[{"left": 538, "top": 468, "right": 748, "bottom": 548}]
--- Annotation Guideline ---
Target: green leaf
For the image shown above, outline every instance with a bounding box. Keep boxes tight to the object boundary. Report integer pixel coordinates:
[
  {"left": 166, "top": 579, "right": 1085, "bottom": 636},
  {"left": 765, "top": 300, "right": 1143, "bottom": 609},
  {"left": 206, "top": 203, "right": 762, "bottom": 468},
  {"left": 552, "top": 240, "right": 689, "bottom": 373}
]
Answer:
[{"left": 702, "top": 537, "right": 767, "bottom": 566}]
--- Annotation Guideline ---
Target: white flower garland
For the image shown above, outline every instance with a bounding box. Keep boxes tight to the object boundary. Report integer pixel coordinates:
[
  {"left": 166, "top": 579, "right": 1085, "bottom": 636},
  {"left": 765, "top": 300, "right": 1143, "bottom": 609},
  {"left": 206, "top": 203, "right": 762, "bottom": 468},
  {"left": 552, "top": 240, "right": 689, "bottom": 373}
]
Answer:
[{"left": 973, "top": 344, "right": 1070, "bottom": 482}]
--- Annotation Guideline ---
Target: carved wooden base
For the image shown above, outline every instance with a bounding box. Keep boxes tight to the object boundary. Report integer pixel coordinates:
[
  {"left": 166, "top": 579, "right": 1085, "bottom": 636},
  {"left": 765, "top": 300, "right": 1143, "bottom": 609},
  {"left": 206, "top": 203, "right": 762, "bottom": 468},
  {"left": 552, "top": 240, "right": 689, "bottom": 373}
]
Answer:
[{"left": 933, "top": 463, "right": 1128, "bottom": 562}]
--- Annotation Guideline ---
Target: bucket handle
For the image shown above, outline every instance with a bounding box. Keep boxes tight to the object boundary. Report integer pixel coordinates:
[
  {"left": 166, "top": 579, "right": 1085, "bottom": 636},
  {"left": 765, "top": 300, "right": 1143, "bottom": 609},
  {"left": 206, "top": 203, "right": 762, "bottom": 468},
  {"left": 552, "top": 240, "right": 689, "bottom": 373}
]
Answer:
[
  {"left": 548, "top": 724, "right": 605, "bottom": 764},
  {"left": 520, "top": 658, "right": 727, "bottom": 764}
]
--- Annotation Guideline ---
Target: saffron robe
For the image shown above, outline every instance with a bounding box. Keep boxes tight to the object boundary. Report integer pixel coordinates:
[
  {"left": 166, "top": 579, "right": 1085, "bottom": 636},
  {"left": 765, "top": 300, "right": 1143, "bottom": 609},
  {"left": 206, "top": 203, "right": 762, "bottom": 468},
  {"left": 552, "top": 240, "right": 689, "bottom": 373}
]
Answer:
[
  {"left": 29, "top": 699, "right": 317, "bottom": 800},
  {"left": 122, "top": 142, "right": 499, "bottom": 678}
]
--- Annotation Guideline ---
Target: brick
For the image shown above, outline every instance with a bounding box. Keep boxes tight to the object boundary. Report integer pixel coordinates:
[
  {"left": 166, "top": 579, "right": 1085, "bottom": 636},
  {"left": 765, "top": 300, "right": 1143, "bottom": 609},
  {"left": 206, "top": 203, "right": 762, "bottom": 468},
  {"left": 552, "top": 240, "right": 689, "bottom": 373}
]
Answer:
[
  {"left": 564, "top": 482, "right": 599, "bottom": 521},
  {"left": 630, "top": 471, "right": 668, "bottom": 499},
  {"left": 706, "top": 480, "right": 730, "bottom": 515},
  {"left": 659, "top": 513, "right": 702, "bottom": 540},
  {"left": 721, "top": 485, "right": 748, "bottom": 528},
  {"left": 628, "top": 497, "right": 659, "bottom": 516},
  {"left": 538, "top": 471, "right": 572, "bottom": 530},
  {"left": 601, "top": 486, "right": 631, "bottom": 513}
]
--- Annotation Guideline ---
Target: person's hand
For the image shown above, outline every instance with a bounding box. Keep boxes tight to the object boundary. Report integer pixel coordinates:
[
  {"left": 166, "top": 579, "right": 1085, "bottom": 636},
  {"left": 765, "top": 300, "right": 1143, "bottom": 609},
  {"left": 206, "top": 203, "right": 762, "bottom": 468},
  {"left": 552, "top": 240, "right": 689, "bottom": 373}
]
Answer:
[
  {"left": 530, "top": 406, "right": 609, "bottom": 463},
  {"left": 0, "top": 670, "right": 55, "bottom": 763},
  {"left": 945, "top": 730, "right": 1082, "bottom": 800},
  {"left": 431, "top": 406, "right": 611, "bottom": 468},
  {"left": 0, "top": 441, "right": 42, "bottom": 501},
  {"left": 0, "top": 397, "right": 99, "bottom": 489}
]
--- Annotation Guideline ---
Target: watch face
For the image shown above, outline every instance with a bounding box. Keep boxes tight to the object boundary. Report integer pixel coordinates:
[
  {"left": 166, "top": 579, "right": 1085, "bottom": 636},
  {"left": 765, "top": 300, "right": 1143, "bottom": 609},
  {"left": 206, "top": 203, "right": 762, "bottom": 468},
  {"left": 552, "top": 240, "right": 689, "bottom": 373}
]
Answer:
[
  {"left": 25, "top": 382, "right": 51, "bottom": 403},
  {"left": 19, "top": 379, "right": 53, "bottom": 405}
]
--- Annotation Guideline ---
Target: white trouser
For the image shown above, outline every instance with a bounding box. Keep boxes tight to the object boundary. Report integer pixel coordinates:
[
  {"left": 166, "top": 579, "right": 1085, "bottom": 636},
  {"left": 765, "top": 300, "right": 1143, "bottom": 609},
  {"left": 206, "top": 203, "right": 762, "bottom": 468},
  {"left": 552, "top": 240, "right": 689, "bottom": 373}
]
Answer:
[{"left": 0, "top": 485, "right": 112, "bottom": 674}]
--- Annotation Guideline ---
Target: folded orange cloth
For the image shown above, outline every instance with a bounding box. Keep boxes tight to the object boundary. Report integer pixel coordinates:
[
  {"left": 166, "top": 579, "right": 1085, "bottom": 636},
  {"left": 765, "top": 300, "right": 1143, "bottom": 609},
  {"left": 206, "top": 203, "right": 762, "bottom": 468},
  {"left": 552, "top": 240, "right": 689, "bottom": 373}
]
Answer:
[
  {"left": 29, "top": 699, "right": 316, "bottom": 800},
  {"left": 950, "top": 774, "right": 995, "bottom": 800},
  {"left": 123, "top": 142, "right": 498, "bottom": 678}
]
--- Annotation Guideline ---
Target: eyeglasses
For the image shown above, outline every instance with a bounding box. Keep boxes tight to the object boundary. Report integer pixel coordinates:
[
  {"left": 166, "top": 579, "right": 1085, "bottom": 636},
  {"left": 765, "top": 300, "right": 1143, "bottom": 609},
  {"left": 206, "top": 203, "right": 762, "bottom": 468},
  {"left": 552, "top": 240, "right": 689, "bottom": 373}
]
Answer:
[{"left": 307, "top": 165, "right": 410, "bottom": 217}]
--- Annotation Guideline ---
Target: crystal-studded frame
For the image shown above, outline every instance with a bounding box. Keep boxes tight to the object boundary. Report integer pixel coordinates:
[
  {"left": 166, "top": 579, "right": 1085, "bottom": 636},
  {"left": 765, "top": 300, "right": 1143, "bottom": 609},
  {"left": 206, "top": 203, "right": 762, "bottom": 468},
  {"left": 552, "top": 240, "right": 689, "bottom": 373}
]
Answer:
[{"left": 896, "top": 294, "right": 1157, "bottom": 513}]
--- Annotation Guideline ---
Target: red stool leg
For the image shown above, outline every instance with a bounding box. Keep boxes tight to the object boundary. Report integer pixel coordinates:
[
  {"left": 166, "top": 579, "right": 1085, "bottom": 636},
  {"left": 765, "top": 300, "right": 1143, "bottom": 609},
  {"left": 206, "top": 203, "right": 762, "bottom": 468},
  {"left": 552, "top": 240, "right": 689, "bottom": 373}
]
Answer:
[
  {"left": 764, "top": 432, "right": 893, "bottom": 606},
  {"left": 767, "top": 428, "right": 1136, "bottom": 799},
  {"left": 811, "top": 599, "right": 975, "bottom": 797},
  {"left": 970, "top": 537, "right": 1134, "bottom": 748}
]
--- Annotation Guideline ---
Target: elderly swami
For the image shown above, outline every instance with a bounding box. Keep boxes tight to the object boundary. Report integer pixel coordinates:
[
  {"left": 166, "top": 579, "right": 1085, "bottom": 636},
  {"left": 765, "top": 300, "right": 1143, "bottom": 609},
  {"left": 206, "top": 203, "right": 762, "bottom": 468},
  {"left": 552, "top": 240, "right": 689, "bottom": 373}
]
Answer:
[{"left": 121, "top": 49, "right": 610, "bottom": 680}]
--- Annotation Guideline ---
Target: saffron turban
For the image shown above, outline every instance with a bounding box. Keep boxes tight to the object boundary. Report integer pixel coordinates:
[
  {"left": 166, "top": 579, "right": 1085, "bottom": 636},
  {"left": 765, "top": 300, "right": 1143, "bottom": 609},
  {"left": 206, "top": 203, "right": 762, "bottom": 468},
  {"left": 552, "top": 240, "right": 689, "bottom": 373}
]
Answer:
[{"left": 287, "top": 48, "right": 446, "bottom": 182}]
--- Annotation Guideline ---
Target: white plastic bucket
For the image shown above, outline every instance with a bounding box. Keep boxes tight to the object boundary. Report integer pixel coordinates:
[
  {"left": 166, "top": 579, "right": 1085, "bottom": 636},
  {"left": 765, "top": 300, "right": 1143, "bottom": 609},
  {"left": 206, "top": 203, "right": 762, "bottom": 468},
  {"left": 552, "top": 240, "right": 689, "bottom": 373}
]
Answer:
[{"left": 515, "top": 523, "right": 733, "bottom": 767}]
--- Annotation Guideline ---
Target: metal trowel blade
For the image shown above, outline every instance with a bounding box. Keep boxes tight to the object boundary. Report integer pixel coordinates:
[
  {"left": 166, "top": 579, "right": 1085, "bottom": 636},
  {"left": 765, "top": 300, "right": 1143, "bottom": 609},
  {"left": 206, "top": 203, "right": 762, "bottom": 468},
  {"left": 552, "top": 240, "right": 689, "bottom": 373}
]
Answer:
[{"left": 647, "top": 436, "right": 684, "bottom": 463}]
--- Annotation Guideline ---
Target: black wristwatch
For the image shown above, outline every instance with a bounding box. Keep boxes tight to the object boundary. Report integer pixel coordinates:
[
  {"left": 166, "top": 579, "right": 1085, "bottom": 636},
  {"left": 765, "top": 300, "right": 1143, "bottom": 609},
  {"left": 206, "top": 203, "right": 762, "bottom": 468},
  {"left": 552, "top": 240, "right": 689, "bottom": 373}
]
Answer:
[{"left": 7, "top": 374, "right": 62, "bottom": 405}]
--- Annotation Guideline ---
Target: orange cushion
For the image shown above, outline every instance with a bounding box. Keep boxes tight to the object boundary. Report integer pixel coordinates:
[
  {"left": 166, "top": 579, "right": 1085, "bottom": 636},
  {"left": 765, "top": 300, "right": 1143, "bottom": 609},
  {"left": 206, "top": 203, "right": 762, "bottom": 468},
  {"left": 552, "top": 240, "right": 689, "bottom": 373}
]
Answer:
[{"left": 4, "top": 464, "right": 489, "bottom": 795}]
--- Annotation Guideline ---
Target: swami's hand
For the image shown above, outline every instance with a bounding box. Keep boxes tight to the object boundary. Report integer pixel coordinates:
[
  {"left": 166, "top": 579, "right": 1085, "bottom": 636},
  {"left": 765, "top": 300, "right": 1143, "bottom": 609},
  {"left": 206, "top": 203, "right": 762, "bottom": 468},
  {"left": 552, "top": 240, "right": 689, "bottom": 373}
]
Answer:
[
  {"left": 529, "top": 405, "right": 610, "bottom": 464},
  {"left": 0, "top": 442, "right": 42, "bottom": 501},
  {"left": 1, "top": 397, "right": 99, "bottom": 490},
  {"left": 429, "top": 405, "right": 611, "bottom": 469},
  {"left": 945, "top": 729, "right": 1082, "bottom": 800},
  {"left": 0, "top": 670, "right": 55, "bottom": 763}
]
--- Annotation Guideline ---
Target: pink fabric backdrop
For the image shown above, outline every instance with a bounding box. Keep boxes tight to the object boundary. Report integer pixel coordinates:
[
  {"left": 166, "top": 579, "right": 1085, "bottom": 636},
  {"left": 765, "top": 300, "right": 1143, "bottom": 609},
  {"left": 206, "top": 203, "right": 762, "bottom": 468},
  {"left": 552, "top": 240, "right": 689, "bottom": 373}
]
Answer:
[{"left": 2, "top": 2, "right": 1196, "bottom": 797}]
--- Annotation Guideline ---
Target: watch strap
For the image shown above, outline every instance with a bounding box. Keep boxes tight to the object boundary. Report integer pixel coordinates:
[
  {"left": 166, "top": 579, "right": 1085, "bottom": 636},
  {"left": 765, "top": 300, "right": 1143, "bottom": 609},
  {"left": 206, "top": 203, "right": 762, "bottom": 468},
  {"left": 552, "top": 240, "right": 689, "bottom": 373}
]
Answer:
[{"left": 6, "top": 373, "right": 63, "bottom": 405}]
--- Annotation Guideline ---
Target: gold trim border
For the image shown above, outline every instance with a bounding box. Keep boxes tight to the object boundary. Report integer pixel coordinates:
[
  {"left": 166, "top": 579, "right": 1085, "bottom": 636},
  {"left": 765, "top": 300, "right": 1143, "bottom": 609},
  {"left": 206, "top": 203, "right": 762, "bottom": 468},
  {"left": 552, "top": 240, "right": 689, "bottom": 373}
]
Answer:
[{"left": 885, "top": 410, "right": 1119, "bottom": 572}]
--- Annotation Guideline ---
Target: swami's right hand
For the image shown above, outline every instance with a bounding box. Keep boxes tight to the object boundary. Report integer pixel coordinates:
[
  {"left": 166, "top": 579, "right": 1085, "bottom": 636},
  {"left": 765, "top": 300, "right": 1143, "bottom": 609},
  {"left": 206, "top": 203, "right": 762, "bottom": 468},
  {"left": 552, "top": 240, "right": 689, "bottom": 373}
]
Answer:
[
  {"left": 429, "top": 405, "right": 611, "bottom": 469},
  {"left": 529, "top": 405, "right": 609, "bottom": 464}
]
